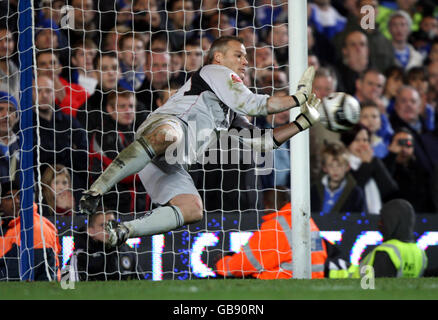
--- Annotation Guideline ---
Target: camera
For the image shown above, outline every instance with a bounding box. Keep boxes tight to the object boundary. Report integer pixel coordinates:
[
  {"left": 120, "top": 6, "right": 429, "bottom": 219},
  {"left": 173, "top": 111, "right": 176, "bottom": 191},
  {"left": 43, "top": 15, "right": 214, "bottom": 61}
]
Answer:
[{"left": 398, "top": 139, "right": 413, "bottom": 147}]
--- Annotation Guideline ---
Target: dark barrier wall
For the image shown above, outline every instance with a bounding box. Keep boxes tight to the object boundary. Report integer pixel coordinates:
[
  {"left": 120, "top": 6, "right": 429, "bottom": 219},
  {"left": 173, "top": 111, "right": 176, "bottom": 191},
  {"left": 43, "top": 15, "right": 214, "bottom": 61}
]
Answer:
[{"left": 53, "top": 211, "right": 438, "bottom": 280}]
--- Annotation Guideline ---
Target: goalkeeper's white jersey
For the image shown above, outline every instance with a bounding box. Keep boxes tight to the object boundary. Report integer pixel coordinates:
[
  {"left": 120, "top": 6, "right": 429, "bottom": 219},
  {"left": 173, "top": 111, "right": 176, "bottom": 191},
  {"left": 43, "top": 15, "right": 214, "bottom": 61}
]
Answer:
[
  {"left": 154, "top": 64, "right": 268, "bottom": 128},
  {"left": 140, "top": 64, "right": 270, "bottom": 161}
]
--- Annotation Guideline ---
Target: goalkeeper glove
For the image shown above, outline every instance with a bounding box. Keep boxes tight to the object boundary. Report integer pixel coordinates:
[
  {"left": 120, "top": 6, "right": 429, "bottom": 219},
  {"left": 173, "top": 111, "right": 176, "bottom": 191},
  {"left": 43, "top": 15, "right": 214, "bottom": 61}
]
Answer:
[
  {"left": 293, "top": 93, "right": 321, "bottom": 131},
  {"left": 291, "top": 66, "right": 315, "bottom": 106}
]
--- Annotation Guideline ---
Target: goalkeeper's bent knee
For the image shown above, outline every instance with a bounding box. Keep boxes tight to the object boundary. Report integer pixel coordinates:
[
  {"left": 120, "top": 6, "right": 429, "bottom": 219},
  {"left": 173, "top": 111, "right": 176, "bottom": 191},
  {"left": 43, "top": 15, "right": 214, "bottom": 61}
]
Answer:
[{"left": 90, "top": 136, "right": 156, "bottom": 195}]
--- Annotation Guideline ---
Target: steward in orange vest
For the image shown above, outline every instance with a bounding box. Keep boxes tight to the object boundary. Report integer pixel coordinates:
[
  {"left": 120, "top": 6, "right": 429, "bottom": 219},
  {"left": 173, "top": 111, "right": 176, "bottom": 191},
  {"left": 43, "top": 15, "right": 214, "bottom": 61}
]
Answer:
[
  {"left": 0, "top": 181, "right": 61, "bottom": 281},
  {"left": 216, "top": 202, "right": 327, "bottom": 279}
]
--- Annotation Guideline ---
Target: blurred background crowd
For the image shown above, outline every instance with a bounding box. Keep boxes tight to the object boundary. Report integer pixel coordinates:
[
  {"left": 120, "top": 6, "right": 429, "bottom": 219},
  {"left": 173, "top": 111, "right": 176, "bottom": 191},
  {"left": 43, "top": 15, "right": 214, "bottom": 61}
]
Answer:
[{"left": 0, "top": 0, "right": 437, "bottom": 220}]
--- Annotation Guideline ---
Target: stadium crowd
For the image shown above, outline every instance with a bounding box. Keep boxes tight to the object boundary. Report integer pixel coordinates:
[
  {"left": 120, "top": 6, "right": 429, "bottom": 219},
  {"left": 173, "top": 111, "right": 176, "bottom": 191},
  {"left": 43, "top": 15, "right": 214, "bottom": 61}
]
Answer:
[
  {"left": 0, "top": 0, "right": 438, "bottom": 280},
  {"left": 0, "top": 0, "right": 437, "bottom": 217}
]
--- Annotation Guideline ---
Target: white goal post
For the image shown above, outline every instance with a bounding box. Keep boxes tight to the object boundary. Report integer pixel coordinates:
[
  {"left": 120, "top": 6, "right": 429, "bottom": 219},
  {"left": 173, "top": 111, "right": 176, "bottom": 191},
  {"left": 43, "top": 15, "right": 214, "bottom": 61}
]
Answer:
[{"left": 288, "top": 0, "right": 312, "bottom": 279}]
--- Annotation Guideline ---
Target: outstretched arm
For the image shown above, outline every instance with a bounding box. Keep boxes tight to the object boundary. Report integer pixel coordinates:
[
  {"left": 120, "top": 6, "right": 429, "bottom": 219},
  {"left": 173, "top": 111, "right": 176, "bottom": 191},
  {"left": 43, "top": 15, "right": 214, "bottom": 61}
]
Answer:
[
  {"left": 201, "top": 65, "right": 315, "bottom": 116},
  {"left": 266, "top": 66, "right": 316, "bottom": 114},
  {"left": 230, "top": 94, "right": 321, "bottom": 152},
  {"left": 272, "top": 93, "right": 321, "bottom": 146}
]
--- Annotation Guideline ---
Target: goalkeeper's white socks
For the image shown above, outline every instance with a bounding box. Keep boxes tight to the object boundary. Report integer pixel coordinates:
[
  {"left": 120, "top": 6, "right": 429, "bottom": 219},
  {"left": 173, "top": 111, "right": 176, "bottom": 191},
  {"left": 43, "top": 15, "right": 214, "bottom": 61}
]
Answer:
[
  {"left": 124, "top": 205, "right": 185, "bottom": 237},
  {"left": 90, "top": 137, "right": 156, "bottom": 195}
]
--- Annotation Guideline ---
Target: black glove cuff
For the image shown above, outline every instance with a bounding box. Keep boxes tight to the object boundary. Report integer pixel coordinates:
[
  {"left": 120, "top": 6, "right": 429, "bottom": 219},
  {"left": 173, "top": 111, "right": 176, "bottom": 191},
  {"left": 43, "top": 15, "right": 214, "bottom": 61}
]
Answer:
[
  {"left": 293, "top": 120, "right": 304, "bottom": 132},
  {"left": 291, "top": 95, "right": 300, "bottom": 106},
  {"left": 272, "top": 135, "right": 282, "bottom": 148}
]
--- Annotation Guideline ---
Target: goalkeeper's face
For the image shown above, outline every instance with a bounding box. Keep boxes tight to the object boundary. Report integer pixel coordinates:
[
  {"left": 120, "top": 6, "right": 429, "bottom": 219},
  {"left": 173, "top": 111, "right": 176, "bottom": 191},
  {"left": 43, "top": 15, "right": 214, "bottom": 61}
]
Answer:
[{"left": 220, "top": 40, "right": 248, "bottom": 80}]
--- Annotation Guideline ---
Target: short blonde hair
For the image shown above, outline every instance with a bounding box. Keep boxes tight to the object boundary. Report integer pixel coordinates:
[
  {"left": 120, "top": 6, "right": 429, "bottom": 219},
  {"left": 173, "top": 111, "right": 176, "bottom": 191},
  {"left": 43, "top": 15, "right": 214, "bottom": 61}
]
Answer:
[{"left": 321, "top": 141, "right": 349, "bottom": 167}]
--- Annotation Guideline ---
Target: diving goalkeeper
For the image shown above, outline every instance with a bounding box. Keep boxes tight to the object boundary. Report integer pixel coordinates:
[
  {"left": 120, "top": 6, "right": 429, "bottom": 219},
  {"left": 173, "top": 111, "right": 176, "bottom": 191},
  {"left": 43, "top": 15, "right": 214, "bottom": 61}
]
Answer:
[{"left": 79, "top": 36, "right": 321, "bottom": 247}]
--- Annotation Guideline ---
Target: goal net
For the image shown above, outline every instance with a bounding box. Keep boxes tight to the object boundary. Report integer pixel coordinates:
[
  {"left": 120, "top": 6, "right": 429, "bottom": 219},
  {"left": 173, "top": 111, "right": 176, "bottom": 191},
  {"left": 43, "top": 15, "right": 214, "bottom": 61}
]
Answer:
[{"left": 0, "top": 0, "right": 306, "bottom": 281}]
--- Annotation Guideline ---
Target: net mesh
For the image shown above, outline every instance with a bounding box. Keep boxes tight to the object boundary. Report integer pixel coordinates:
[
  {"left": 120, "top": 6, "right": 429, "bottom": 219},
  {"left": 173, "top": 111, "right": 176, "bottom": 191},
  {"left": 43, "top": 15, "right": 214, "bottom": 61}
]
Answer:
[{"left": 0, "top": 0, "right": 297, "bottom": 281}]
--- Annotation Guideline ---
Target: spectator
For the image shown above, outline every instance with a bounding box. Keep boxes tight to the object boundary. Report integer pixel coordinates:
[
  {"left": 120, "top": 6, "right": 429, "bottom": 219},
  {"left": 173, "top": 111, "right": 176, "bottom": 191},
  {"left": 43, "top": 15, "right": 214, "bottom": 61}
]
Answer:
[
  {"left": 253, "top": 43, "right": 278, "bottom": 70},
  {"left": 265, "top": 22, "right": 289, "bottom": 67},
  {"left": 117, "top": 32, "right": 147, "bottom": 91},
  {"left": 377, "top": 0, "right": 423, "bottom": 40},
  {"left": 257, "top": 89, "right": 291, "bottom": 190},
  {"left": 183, "top": 38, "right": 204, "bottom": 74},
  {"left": 381, "top": 65, "right": 404, "bottom": 113},
  {"left": 230, "top": 0, "right": 255, "bottom": 30},
  {"left": 334, "top": 30, "right": 370, "bottom": 95},
  {"left": 101, "top": 25, "right": 131, "bottom": 53},
  {"left": 204, "top": 11, "right": 235, "bottom": 42},
  {"left": 308, "top": 53, "right": 321, "bottom": 70},
  {"left": 332, "top": 0, "right": 395, "bottom": 74},
  {"left": 409, "top": 15, "right": 438, "bottom": 59},
  {"left": 215, "top": 186, "right": 328, "bottom": 279},
  {"left": 426, "top": 38, "right": 438, "bottom": 65},
  {"left": 32, "top": 75, "right": 88, "bottom": 207},
  {"left": 67, "top": 207, "right": 141, "bottom": 281},
  {"left": 341, "top": 124, "right": 398, "bottom": 214},
  {"left": 354, "top": 68, "right": 386, "bottom": 111},
  {"left": 405, "top": 66, "right": 435, "bottom": 131},
  {"left": 169, "top": 51, "right": 184, "bottom": 86},
  {"left": 35, "top": 21, "right": 60, "bottom": 51},
  {"left": 309, "top": 67, "right": 339, "bottom": 184},
  {"left": 312, "top": 66, "right": 337, "bottom": 99},
  {"left": 247, "top": 43, "right": 279, "bottom": 90},
  {"left": 166, "top": 0, "right": 199, "bottom": 51},
  {"left": 354, "top": 68, "right": 393, "bottom": 146},
  {"left": 388, "top": 10, "right": 424, "bottom": 70},
  {"left": 311, "top": 141, "right": 366, "bottom": 214},
  {"left": 360, "top": 101, "right": 389, "bottom": 158},
  {"left": 389, "top": 85, "right": 436, "bottom": 174},
  {"left": 76, "top": 51, "right": 120, "bottom": 136},
  {"left": 383, "top": 128, "right": 435, "bottom": 213},
  {"left": 36, "top": 50, "right": 89, "bottom": 118},
  {"left": 307, "top": 24, "right": 337, "bottom": 67},
  {"left": 0, "top": 24, "right": 19, "bottom": 100},
  {"left": 41, "top": 164, "right": 76, "bottom": 217},
  {"left": 64, "top": 0, "right": 100, "bottom": 46},
  {"left": 255, "top": 69, "right": 288, "bottom": 96},
  {"left": 148, "top": 31, "right": 168, "bottom": 52},
  {"left": 254, "top": 0, "right": 287, "bottom": 29},
  {"left": 0, "top": 180, "right": 61, "bottom": 281},
  {"left": 37, "top": 0, "right": 66, "bottom": 29},
  {"left": 137, "top": 50, "right": 171, "bottom": 112},
  {"left": 200, "top": 34, "right": 212, "bottom": 65},
  {"left": 0, "top": 92, "right": 19, "bottom": 183},
  {"left": 89, "top": 91, "right": 149, "bottom": 215},
  {"left": 172, "top": 38, "right": 204, "bottom": 85},
  {"left": 419, "top": 15, "right": 438, "bottom": 40},
  {"left": 155, "top": 82, "right": 180, "bottom": 107},
  {"left": 129, "top": 0, "right": 163, "bottom": 32},
  {"left": 334, "top": 199, "right": 428, "bottom": 278},
  {"left": 426, "top": 61, "right": 438, "bottom": 111},
  {"left": 238, "top": 25, "right": 259, "bottom": 51},
  {"left": 308, "top": 0, "right": 347, "bottom": 40},
  {"left": 69, "top": 38, "right": 99, "bottom": 95}
]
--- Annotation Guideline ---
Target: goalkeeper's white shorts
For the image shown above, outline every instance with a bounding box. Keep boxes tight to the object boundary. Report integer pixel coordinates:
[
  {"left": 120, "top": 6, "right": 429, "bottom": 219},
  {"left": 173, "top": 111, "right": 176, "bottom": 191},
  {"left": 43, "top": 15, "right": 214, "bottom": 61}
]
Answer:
[
  {"left": 135, "top": 113, "right": 200, "bottom": 205},
  {"left": 137, "top": 159, "right": 200, "bottom": 205}
]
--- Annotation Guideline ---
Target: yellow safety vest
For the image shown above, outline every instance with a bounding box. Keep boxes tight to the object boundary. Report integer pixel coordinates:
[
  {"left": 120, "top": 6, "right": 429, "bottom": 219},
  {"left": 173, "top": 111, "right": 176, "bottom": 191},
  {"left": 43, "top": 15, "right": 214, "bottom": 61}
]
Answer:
[{"left": 330, "top": 239, "right": 427, "bottom": 278}]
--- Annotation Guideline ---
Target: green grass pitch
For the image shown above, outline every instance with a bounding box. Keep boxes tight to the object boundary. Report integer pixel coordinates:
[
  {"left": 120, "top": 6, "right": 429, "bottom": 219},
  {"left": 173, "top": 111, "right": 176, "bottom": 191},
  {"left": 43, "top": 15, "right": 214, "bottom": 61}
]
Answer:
[{"left": 1, "top": 278, "right": 438, "bottom": 300}]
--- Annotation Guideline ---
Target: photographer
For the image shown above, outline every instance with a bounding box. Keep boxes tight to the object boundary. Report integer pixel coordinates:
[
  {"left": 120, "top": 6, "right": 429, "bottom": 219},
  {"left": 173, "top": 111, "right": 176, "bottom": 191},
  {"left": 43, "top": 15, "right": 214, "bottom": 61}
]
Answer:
[
  {"left": 68, "top": 207, "right": 143, "bottom": 281},
  {"left": 383, "top": 128, "right": 435, "bottom": 213}
]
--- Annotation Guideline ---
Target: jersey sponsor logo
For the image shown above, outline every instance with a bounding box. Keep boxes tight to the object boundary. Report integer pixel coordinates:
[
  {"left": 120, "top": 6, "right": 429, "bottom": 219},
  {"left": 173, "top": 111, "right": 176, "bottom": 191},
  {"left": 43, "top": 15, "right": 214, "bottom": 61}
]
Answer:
[{"left": 231, "top": 74, "right": 242, "bottom": 83}]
